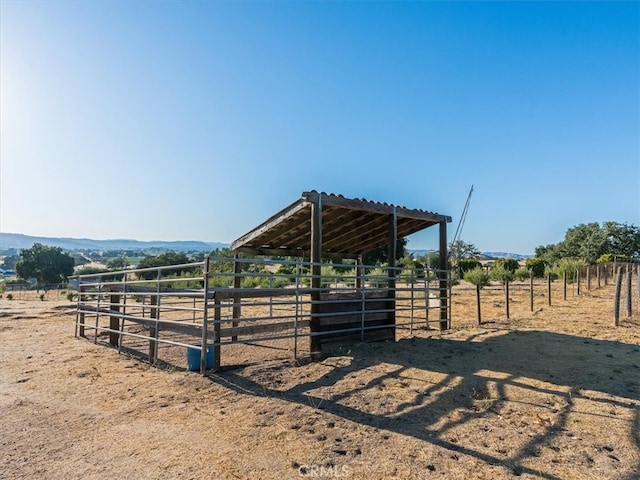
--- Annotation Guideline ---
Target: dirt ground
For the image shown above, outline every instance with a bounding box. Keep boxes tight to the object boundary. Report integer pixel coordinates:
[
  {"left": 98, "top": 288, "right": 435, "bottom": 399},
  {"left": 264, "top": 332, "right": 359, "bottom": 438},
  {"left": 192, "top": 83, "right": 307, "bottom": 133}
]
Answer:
[{"left": 2, "top": 281, "right": 639, "bottom": 480}]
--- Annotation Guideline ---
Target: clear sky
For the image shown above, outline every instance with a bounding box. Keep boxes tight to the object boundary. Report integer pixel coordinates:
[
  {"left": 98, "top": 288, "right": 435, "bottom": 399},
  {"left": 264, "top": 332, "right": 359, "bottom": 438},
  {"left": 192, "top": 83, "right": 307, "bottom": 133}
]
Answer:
[{"left": 1, "top": 1, "right": 638, "bottom": 255}]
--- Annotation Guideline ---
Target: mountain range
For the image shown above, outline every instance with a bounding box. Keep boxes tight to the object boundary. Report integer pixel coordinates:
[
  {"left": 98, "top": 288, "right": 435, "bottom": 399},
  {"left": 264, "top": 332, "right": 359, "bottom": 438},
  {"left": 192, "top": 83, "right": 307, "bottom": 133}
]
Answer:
[
  {"left": 0, "top": 232, "right": 531, "bottom": 260},
  {"left": 0, "top": 232, "right": 226, "bottom": 253}
]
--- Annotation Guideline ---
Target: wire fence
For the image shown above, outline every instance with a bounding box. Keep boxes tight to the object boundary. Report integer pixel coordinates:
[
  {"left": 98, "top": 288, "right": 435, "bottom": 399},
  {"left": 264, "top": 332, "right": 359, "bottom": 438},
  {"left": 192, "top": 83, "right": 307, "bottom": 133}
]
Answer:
[{"left": 459, "top": 262, "right": 639, "bottom": 324}]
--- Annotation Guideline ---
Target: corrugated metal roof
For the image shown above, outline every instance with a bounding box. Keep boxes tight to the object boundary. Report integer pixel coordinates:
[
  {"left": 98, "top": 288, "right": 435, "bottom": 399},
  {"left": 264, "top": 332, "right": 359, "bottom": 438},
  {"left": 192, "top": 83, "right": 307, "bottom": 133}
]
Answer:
[{"left": 232, "top": 191, "right": 451, "bottom": 258}]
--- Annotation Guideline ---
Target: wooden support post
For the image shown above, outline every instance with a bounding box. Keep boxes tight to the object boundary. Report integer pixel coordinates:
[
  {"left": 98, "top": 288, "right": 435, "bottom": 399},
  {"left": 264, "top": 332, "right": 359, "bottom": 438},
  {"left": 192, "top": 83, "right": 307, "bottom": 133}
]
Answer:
[
  {"left": 355, "top": 255, "right": 364, "bottom": 289},
  {"left": 213, "top": 290, "right": 221, "bottom": 371},
  {"left": 387, "top": 209, "right": 397, "bottom": 339},
  {"left": 232, "top": 254, "right": 241, "bottom": 342},
  {"left": 310, "top": 195, "right": 323, "bottom": 357},
  {"left": 563, "top": 271, "right": 567, "bottom": 301},
  {"left": 357, "top": 255, "right": 365, "bottom": 342},
  {"left": 576, "top": 268, "right": 581, "bottom": 296},
  {"left": 597, "top": 264, "right": 601, "bottom": 288},
  {"left": 425, "top": 266, "right": 431, "bottom": 328},
  {"left": 439, "top": 220, "right": 449, "bottom": 330},
  {"left": 109, "top": 293, "right": 120, "bottom": 347},
  {"left": 587, "top": 266, "right": 591, "bottom": 291},
  {"left": 202, "top": 256, "right": 212, "bottom": 374},
  {"left": 547, "top": 275, "right": 552, "bottom": 306}
]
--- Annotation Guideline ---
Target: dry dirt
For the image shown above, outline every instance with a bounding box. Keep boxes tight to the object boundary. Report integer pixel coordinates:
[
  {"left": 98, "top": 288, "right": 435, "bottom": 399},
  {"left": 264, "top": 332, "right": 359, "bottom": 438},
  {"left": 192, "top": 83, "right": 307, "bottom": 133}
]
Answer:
[{"left": 2, "top": 282, "right": 640, "bottom": 480}]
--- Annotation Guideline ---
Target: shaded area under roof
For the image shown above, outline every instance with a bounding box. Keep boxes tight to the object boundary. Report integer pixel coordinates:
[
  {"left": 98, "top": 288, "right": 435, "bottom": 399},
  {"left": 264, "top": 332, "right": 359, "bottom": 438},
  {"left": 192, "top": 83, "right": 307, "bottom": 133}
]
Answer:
[{"left": 232, "top": 191, "right": 452, "bottom": 258}]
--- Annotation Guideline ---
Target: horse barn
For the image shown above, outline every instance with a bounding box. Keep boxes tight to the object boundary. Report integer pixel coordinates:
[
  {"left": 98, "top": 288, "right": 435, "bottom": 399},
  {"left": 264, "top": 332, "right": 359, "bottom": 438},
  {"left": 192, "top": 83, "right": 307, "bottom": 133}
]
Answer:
[{"left": 74, "top": 191, "right": 453, "bottom": 373}]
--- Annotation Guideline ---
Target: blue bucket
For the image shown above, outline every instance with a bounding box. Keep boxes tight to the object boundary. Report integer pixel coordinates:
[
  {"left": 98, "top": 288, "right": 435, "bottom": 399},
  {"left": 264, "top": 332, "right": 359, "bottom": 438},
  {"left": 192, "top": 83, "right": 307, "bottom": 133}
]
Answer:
[{"left": 186, "top": 344, "right": 214, "bottom": 371}]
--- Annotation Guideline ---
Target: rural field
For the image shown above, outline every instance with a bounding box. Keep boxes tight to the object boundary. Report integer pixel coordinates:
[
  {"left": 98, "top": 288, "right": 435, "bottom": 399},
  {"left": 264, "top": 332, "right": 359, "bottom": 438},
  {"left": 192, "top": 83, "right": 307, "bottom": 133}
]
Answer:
[{"left": 1, "top": 281, "right": 639, "bottom": 480}]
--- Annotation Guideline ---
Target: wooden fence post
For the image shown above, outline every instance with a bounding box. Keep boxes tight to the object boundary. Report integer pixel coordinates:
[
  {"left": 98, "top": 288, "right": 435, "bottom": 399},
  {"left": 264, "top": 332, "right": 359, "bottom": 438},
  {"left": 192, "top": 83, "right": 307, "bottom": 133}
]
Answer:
[
  {"left": 547, "top": 275, "right": 552, "bottom": 306},
  {"left": 476, "top": 284, "right": 482, "bottom": 325},
  {"left": 626, "top": 269, "right": 633, "bottom": 318},
  {"left": 529, "top": 271, "right": 534, "bottom": 312},
  {"left": 563, "top": 271, "right": 567, "bottom": 301},
  {"left": 149, "top": 295, "right": 159, "bottom": 364},
  {"left": 78, "top": 284, "right": 86, "bottom": 338},
  {"left": 109, "top": 293, "right": 120, "bottom": 347},
  {"left": 505, "top": 279, "right": 510, "bottom": 320},
  {"left": 614, "top": 269, "right": 623, "bottom": 326},
  {"left": 577, "top": 268, "right": 581, "bottom": 296},
  {"left": 232, "top": 255, "right": 241, "bottom": 342}
]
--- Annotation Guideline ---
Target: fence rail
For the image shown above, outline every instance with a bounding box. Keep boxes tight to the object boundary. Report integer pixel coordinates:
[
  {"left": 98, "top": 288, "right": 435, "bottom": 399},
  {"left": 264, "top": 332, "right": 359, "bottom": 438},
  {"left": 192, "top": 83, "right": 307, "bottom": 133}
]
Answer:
[{"left": 72, "top": 257, "right": 451, "bottom": 373}]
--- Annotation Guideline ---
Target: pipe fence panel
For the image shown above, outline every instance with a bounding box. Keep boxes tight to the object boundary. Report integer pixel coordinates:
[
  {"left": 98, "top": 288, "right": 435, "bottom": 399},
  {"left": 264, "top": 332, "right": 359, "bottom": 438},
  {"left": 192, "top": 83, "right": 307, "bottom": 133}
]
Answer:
[{"left": 72, "top": 257, "right": 451, "bottom": 373}]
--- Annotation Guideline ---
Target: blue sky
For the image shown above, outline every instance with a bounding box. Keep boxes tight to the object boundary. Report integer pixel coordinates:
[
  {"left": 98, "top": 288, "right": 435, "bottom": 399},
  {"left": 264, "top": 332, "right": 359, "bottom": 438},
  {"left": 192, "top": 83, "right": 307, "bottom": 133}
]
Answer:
[{"left": 1, "top": 1, "right": 638, "bottom": 255}]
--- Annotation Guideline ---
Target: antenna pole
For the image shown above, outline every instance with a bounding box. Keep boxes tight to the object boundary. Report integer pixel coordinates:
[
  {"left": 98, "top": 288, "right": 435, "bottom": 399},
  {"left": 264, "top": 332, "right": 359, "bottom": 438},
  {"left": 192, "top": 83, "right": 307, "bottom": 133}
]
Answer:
[{"left": 451, "top": 185, "right": 474, "bottom": 249}]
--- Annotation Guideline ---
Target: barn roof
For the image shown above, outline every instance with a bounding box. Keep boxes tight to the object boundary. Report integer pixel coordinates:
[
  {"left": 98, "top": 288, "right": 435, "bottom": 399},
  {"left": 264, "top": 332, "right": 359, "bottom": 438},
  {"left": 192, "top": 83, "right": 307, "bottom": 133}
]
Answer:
[{"left": 231, "top": 191, "right": 452, "bottom": 258}]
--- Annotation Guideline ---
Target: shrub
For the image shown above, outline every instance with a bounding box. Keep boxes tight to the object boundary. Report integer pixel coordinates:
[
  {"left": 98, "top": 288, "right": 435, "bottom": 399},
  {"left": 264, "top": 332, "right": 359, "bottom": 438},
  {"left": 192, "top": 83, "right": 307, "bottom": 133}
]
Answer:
[
  {"left": 366, "top": 267, "right": 388, "bottom": 288},
  {"left": 7, "top": 293, "right": 13, "bottom": 300},
  {"left": 557, "top": 257, "right": 587, "bottom": 283},
  {"left": 463, "top": 267, "right": 489, "bottom": 287},
  {"left": 544, "top": 265, "right": 559, "bottom": 281},
  {"left": 489, "top": 264, "right": 514, "bottom": 284},
  {"left": 39, "top": 293, "right": 46, "bottom": 301},
  {"left": 458, "top": 258, "right": 482, "bottom": 274},
  {"left": 493, "top": 258, "right": 520, "bottom": 273},
  {"left": 595, "top": 253, "right": 631, "bottom": 264},
  {"left": 514, "top": 267, "right": 531, "bottom": 281},
  {"left": 66, "top": 292, "right": 76, "bottom": 302}
]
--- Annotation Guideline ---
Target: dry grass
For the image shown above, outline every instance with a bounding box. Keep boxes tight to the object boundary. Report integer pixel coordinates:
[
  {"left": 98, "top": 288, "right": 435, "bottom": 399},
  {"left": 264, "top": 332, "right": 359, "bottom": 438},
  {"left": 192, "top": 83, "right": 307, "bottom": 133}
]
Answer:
[{"left": 1, "top": 282, "right": 639, "bottom": 479}]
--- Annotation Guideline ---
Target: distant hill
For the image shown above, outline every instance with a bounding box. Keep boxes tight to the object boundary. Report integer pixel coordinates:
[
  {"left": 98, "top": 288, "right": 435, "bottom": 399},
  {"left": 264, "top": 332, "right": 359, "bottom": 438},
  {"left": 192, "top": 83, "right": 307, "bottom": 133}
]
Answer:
[
  {"left": 0, "top": 232, "right": 228, "bottom": 253},
  {"left": 408, "top": 249, "right": 532, "bottom": 260},
  {"left": 1, "top": 233, "right": 531, "bottom": 259}
]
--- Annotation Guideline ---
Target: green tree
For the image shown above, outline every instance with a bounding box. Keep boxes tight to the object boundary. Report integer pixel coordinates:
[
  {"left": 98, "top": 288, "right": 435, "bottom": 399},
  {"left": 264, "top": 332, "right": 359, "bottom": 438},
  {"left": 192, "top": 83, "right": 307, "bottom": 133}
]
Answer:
[
  {"left": 15, "top": 243, "right": 75, "bottom": 285},
  {"left": 75, "top": 266, "right": 109, "bottom": 276},
  {"left": 535, "top": 222, "right": 639, "bottom": 265},
  {"left": 514, "top": 267, "right": 531, "bottom": 281},
  {"left": 463, "top": 266, "right": 489, "bottom": 287},
  {"left": 1, "top": 254, "right": 20, "bottom": 270},
  {"left": 107, "top": 257, "right": 129, "bottom": 270},
  {"left": 603, "top": 222, "right": 640, "bottom": 259},
  {"left": 458, "top": 258, "right": 482, "bottom": 274},
  {"left": 450, "top": 240, "right": 481, "bottom": 261},
  {"left": 556, "top": 258, "right": 587, "bottom": 284},
  {"left": 492, "top": 258, "right": 519, "bottom": 273},
  {"left": 463, "top": 266, "right": 489, "bottom": 325},
  {"left": 137, "top": 251, "right": 194, "bottom": 279},
  {"left": 490, "top": 263, "right": 514, "bottom": 284},
  {"left": 525, "top": 257, "right": 547, "bottom": 278},
  {"left": 415, "top": 251, "right": 442, "bottom": 270},
  {"left": 362, "top": 238, "right": 408, "bottom": 266}
]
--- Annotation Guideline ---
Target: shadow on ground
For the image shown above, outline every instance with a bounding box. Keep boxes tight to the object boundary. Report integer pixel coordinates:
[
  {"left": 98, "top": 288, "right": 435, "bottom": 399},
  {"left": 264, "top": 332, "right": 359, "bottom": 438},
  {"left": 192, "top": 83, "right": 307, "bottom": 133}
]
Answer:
[{"left": 211, "top": 330, "right": 640, "bottom": 480}]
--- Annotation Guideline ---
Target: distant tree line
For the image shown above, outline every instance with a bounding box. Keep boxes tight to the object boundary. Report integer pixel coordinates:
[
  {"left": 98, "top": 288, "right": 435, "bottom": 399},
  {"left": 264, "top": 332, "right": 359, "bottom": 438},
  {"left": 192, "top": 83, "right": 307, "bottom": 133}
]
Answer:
[
  {"left": 3, "top": 221, "right": 637, "bottom": 293},
  {"left": 535, "top": 222, "right": 639, "bottom": 265}
]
